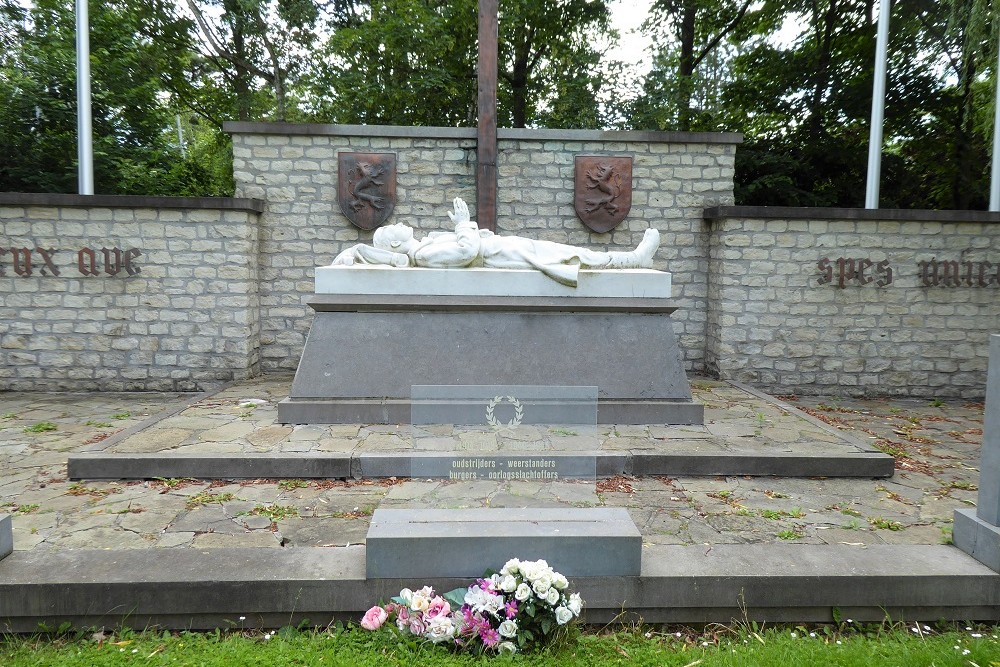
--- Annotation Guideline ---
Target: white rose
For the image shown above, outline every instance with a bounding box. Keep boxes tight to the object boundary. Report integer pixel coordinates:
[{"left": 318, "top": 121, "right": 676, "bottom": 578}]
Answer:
[
  {"left": 567, "top": 592, "right": 583, "bottom": 616},
  {"left": 552, "top": 573, "right": 569, "bottom": 590},
  {"left": 499, "top": 574, "right": 518, "bottom": 593},
  {"left": 501, "top": 558, "right": 520, "bottom": 576},
  {"left": 532, "top": 577, "right": 551, "bottom": 597},
  {"left": 483, "top": 593, "right": 505, "bottom": 616},
  {"left": 498, "top": 619, "right": 518, "bottom": 638},
  {"left": 514, "top": 583, "right": 531, "bottom": 601},
  {"left": 555, "top": 606, "right": 574, "bottom": 625},
  {"left": 410, "top": 593, "right": 430, "bottom": 612},
  {"left": 425, "top": 616, "right": 455, "bottom": 643},
  {"left": 498, "top": 641, "right": 517, "bottom": 654},
  {"left": 399, "top": 588, "right": 414, "bottom": 605},
  {"left": 545, "top": 587, "right": 560, "bottom": 606},
  {"left": 464, "top": 587, "right": 486, "bottom": 608}
]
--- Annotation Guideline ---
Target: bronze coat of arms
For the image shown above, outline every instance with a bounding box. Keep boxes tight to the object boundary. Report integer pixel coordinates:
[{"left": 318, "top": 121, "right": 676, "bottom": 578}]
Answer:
[
  {"left": 573, "top": 156, "right": 633, "bottom": 233},
  {"left": 338, "top": 152, "right": 396, "bottom": 230}
]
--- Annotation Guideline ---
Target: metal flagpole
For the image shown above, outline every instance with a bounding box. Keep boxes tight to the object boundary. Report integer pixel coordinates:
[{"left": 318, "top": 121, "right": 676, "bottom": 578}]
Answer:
[
  {"left": 76, "top": 0, "right": 94, "bottom": 195},
  {"left": 991, "top": 33, "right": 1000, "bottom": 211},
  {"left": 865, "top": 0, "right": 891, "bottom": 209}
]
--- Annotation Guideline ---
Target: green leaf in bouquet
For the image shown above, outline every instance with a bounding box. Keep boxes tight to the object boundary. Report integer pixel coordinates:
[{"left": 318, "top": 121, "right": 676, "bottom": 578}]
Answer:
[
  {"left": 525, "top": 603, "right": 536, "bottom": 618},
  {"left": 540, "top": 617, "right": 552, "bottom": 635},
  {"left": 390, "top": 596, "right": 405, "bottom": 605},
  {"left": 522, "top": 629, "right": 534, "bottom": 642},
  {"left": 481, "top": 568, "right": 499, "bottom": 578},
  {"left": 443, "top": 587, "right": 468, "bottom": 609}
]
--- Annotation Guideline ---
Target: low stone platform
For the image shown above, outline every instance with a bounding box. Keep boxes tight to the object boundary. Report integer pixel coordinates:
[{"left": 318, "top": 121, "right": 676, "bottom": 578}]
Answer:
[
  {"left": 2, "top": 377, "right": 989, "bottom": 628},
  {"left": 365, "top": 508, "right": 642, "bottom": 578},
  {"left": 68, "top": 377, "right": 893, "bottom": 480},
  {"left": 2, "top": 544, "right": 998, "bottom": 631}
]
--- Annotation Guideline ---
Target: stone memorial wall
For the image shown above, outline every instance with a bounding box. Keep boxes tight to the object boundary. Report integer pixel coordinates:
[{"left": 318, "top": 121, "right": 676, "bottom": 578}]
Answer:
[
  {"left": 704, "top": 207, "right": 1000, "bottom": 398},
  {"left": 226, "top": 123, "right": 739, "bottom": 374},
  {"left": 0, "top": 195, "right": 263, "bottom": 390},
  {"left": 1, "top": 124, "right": 998, "bottom": 398}
]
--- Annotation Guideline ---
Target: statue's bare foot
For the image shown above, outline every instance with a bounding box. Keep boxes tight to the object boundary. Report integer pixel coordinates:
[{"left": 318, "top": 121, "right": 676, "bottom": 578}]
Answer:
[{"left": 634, "top": 228, "right": 660, "bottom": 268}]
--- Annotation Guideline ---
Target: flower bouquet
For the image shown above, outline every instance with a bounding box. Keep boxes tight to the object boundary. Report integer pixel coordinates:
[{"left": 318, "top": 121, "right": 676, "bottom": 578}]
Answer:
[{"left": 360, "top": 558, "right": 583, "bottom": 654}]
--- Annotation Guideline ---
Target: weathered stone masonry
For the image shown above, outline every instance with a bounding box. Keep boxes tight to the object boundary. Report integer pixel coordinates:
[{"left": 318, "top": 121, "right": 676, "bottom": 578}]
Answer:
[
  {"left": 226, "top": 123, "right": 739, "bottom": 375},
  {"left": 0, "top": 194, "right": 263, "bottom": 391},
  {"left": 2, "top": 124, "right": 998, "bottom": 398},
  {"left": 704, "top": 207, "right": 1000, "bottom": 398}
]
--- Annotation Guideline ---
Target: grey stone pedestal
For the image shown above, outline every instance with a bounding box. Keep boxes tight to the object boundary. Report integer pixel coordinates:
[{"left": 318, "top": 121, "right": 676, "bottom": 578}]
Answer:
[
  {"left": 365, "top": 508, "right": 641, "bottom": 579},
  {"left": 278, "top": 295, "right": 703, "bottom": 425},
  {"left": 954, "top": 334, "right": 1000, "bottom": 571},
  {"left": 0, "top": 514, "right": 11, "bottom": 561}
]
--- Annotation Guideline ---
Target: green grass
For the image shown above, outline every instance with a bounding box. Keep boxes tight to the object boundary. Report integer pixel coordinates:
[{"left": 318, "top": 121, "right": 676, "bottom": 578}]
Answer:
[
  {"left": 111, "top": 412, "right": 131, "bottom": 420},
  {"left": 85, "top": 420, "right": 114, "bottom": 428},
  {"left": 1, "top": 625, "right": 998, "bottom": 666},
  {"left": 23, "top": 421, "right": 57, "bottom": 433},
  {"left": 184, "top": 492, "right": 237, "bottom": 509},
  {"left": 0, "top": 502, "right": 39, "bottom": 515},
  {"left": 249, "top": 504, "right": 300, "bottom": 520},
  {"left": 868, "top": 517, "right": 904, "bottom": 531},
  {"left": 277, "top": 479, "right": 310, "bottom": 491}
]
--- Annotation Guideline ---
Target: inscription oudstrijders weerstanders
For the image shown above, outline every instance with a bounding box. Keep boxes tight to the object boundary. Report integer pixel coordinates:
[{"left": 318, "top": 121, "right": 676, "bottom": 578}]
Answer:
[
  {"left": 0, "top": 246, "right": 141, "bottom": 277},
  {"left": 818, "top": 257, "right": 1000, "bottom": 288}
]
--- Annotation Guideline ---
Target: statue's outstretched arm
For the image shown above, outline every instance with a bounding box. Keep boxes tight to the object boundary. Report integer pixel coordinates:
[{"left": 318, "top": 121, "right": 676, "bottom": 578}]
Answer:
[{"left": 332, "top": 244, "right": 409, "bottom": 267}]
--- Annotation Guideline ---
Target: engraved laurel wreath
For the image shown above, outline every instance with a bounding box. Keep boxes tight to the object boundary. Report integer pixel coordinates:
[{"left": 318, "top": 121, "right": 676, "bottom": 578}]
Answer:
[{"left": 485, "top": 395, "right": 524, "bottom": 429}]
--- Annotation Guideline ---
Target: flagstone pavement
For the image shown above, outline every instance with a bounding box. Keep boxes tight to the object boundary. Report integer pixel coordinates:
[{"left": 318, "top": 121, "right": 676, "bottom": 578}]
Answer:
[{"left": 0, "top": 377, "right": 985, "bottom": 554}]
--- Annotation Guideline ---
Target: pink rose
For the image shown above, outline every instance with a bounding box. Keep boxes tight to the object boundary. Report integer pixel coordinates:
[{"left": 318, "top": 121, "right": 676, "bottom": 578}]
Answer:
[
  {"left": 395, "top": 606, "right": 410, "bottom": 632},
  {"left": 424, "top": 596, "right": 451, "bottom": 621},
  {"left": 409, "top": 616, "right": 427, "bottom": 636},
  {"left": 360, "top": 605, "right": 388, "bottom": 631}
]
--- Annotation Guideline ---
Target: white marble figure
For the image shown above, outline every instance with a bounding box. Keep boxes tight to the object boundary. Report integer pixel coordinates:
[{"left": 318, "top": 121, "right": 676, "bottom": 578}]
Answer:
[{"left": 332, "top": 198, "right": 660, "bottom": 286}]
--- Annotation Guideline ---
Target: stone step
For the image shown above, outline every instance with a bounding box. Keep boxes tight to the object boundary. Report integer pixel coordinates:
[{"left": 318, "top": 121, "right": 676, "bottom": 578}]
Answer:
[
  {"left": 66, "top": 450, "right": 894, "bottom": 481},
  {"left": 1, "top": 544, "right": 997, "bottom": 631},
  {"left": 365, "top": 508, "right": 642, "bottom": 578}
]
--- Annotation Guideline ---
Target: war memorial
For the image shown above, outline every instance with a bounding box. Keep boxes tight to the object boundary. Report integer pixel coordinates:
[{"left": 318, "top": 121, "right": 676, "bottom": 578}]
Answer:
[{"left": 1, "top": 4, "right": 1000, "bottom": 635}]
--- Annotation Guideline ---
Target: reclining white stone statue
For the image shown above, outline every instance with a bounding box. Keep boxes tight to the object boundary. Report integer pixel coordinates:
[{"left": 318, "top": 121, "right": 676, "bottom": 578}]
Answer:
[{"left": 331, "top": 197, "right": 659, "bottom": 286}]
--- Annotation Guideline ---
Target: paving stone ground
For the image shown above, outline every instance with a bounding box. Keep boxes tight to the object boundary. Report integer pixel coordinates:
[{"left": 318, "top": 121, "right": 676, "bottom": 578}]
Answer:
[{"left": 0, "top": 377, "right": 984, "bottom": 553}]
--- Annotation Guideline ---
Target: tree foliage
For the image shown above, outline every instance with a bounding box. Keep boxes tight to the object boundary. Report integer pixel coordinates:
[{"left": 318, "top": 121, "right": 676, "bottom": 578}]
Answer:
[
  {"left": 0, "top": 0, "right": 229, "bottom": 195},
  {"left": 0, "top": 0, "right": 997, "bottom": 207}
]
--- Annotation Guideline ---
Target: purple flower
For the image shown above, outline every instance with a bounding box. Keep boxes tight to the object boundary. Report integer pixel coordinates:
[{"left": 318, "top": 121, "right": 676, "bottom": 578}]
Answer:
[
  {"left": 505, "top": 600, "right": 518, "bottom": 619},
  {"left": 479, "top": 626, "right": 501, "bottom": 647}
]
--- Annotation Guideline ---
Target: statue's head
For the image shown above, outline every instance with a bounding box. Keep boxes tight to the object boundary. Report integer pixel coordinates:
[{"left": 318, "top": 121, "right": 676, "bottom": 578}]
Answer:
[{"left": 373, "top": 223, "right": 416, "bottom": 253}]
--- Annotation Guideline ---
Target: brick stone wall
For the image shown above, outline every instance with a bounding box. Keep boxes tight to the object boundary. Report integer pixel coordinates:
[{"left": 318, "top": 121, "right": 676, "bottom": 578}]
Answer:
[
  {"left": 4, "top": 126, "right": 997, "bottom": 399},
  {"left": 704, "top": 207, "right": 1000, "bottom": 398},
  {"left": 0, "top": 195, "right": 263, "bottom": 391},
  {"left": 227, "top": 123, "right": 740, "bottom": 373}
]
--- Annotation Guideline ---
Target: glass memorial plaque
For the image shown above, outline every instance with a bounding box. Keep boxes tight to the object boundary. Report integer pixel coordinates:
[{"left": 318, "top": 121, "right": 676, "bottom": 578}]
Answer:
[{"left": 409, "top": 385, "right": 599, "bottom": 482}]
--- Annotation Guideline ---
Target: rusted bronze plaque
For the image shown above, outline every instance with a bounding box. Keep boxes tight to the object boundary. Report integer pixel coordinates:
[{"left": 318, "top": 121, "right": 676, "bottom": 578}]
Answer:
[
  {"left": 338, "top": 152, "right": 396, "bottom": 230},
  {"left": 574, "top": 156, "right": 632, "bottom": 233}
]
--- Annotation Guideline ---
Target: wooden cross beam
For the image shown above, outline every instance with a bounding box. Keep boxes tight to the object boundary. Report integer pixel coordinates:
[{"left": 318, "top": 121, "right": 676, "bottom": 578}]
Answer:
[{"left": 477, "top": 0, "right": 498, "bottom": 232}]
